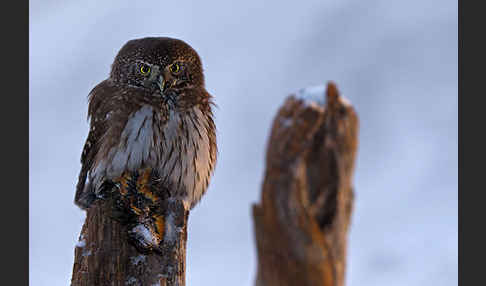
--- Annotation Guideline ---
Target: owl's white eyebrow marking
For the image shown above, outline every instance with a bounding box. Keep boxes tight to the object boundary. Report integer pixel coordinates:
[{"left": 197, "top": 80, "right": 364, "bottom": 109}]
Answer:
[{"left": 134, "top": 59, "right": 153, "bottom": 66}]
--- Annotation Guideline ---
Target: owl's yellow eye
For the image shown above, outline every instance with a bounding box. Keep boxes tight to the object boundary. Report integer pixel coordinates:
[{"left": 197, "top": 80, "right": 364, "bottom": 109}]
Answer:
[
  {"left": 140, "top": 64, "right": 151, "bottom": 75},
  {"left": 170, "top": 63, "right": 180, "bottom": 74}
]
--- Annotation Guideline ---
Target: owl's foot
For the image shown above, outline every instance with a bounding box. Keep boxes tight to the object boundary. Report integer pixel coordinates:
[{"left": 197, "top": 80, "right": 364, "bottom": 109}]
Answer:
[
  {"left": 95, "top": 169, "right": 171, "bottom": 254},
  {"left": 127, "top": 214, "right": 165, "bottom": 254}
]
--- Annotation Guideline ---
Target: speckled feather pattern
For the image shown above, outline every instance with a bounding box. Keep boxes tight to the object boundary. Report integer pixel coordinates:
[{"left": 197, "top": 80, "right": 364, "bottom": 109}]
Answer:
[{"left": 75, "top": 37, "right": 217, "bottom": 210}]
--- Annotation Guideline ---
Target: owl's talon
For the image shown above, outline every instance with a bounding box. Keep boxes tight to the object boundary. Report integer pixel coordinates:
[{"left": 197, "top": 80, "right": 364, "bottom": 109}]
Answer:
[{"left": 127, "top": 223, "right": 163, "bottom": 254}]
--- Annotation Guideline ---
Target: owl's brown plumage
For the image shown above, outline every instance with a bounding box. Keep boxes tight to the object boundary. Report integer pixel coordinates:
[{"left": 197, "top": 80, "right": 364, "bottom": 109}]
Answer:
[{"left": 75, "top": 37, "right": 217, "bottom": 211}]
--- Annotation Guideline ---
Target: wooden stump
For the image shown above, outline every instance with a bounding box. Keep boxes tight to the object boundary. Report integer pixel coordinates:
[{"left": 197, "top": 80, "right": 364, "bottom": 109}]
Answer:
[
  {"left": 253, "top": 82, "right": 359, "bottom": 286},
  {"left": 71, "top": 186, "right": 188, "bottom": 286}
]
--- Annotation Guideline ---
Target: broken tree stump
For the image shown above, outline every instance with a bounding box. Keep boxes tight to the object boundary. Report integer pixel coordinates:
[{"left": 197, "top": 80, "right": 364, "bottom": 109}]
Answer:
[
  {"left": 253, "top": 82, "right": 359, "bottom": 286},
  {"left": 71, "top": 171, "right": 189, "bottom": 286}
]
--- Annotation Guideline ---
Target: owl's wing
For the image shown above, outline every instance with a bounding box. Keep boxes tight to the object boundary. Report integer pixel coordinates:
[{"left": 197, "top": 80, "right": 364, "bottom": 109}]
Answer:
[
  {"left": 74, "top": 80, "right": 112, "bottom": 209},
  {"left": 74, "top": 126, "right": 99, "bottom": 208}
]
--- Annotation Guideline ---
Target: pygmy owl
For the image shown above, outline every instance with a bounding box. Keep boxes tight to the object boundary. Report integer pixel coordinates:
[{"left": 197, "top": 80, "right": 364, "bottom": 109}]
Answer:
[{"left": 75, "top": 37, "right": 217, "bottom": 211}]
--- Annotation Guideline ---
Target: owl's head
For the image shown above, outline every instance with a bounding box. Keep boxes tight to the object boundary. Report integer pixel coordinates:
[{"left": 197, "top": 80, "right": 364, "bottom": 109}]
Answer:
[{"left": 110, "top": 37, "right": 205, "bottom": 97}]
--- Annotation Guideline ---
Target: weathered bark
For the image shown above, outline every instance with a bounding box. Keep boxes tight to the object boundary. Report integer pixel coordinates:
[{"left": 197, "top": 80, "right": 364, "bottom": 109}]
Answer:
[
  {"left": 253, "top": 82, "right": 359, "bottom": 286},
  {"left": 71, "top": 193, "right": 188, "bottom": 286}
]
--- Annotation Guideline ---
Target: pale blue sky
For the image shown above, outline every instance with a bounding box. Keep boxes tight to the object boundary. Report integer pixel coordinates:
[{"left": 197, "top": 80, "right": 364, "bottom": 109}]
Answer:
[{"left": 30, "top": 1, "right": 457, "bottom": 285}]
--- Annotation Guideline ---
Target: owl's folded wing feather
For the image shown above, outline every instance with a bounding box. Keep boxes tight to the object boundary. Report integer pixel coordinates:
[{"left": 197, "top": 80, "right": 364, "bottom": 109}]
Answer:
[{"left": 74, "top": 80, "right": 112, "bottom": 209}]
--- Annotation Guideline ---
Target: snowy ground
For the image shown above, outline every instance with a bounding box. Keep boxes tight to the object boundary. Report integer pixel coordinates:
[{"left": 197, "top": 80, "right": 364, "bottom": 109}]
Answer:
[{"left": 30, "top": 1, "right": 457, "bottom": 285}]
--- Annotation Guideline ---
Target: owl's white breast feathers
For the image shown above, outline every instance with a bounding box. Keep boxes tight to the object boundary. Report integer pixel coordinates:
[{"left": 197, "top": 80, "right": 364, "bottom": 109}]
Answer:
[
  {"left": 109, "top": 106, "right": 155, "bottom": 176},
  {"left": 158, "top": 107, "right": 213, "bottom": 208},
  {"left": 90, "top": 104, "right": 213, "bottom": 209}
]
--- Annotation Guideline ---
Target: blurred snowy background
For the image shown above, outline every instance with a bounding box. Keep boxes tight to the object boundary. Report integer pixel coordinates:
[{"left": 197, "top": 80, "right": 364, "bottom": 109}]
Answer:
[{"left": 29, "top": 0, "right": 457, "bottom": 285}]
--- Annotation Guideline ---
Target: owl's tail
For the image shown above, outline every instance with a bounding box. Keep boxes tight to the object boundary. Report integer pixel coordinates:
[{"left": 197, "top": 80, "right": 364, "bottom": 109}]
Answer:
[{"left": 74, "top": 169, "right": 96, "bottom": 210}]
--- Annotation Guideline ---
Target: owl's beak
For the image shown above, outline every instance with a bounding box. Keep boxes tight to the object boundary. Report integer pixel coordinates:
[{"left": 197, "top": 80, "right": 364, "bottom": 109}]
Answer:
[{"left": 157, "top": 74, "right": 165, "bottom": 93}]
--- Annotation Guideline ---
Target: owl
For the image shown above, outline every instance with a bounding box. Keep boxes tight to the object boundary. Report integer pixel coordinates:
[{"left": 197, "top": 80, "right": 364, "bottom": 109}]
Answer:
[{"left": 75, "top": 37, "right": 217, "bottom": 212}]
